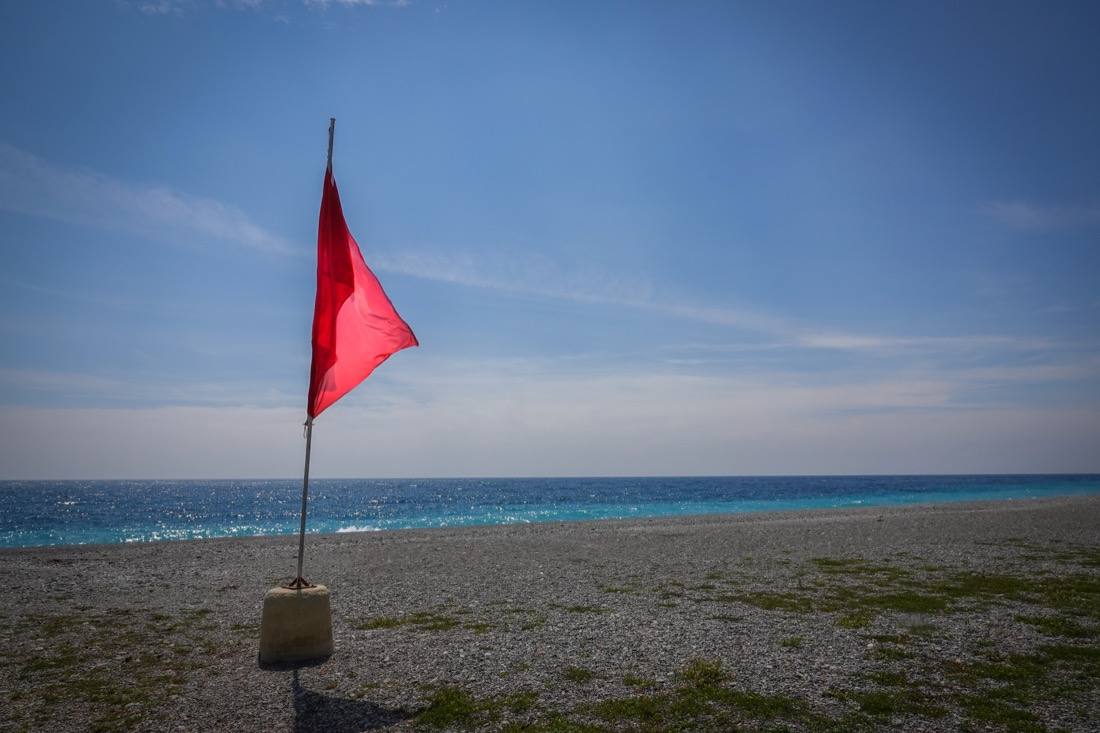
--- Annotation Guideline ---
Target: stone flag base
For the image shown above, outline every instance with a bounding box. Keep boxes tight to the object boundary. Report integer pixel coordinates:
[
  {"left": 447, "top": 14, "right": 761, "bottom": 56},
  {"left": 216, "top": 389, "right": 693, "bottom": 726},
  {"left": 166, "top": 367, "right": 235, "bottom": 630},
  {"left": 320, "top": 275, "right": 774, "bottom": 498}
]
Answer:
[{"left": 259, "top": 584, "right": 334, "bottom": 664}]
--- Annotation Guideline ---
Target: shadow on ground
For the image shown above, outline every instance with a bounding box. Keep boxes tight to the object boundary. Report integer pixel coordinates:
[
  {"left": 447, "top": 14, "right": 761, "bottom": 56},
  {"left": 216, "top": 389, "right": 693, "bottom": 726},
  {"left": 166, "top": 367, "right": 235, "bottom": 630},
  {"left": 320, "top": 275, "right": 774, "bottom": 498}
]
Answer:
[{"left": 289, "top": 670, "right": 412, "bottom": 732}]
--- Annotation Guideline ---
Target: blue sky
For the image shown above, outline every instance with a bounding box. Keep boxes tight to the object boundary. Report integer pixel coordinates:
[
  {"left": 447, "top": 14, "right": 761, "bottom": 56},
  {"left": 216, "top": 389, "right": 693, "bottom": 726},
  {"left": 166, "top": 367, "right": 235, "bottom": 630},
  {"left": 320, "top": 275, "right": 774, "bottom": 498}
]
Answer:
[{"left": 0, "top": 0, "right": 1098, "bottom": 478}]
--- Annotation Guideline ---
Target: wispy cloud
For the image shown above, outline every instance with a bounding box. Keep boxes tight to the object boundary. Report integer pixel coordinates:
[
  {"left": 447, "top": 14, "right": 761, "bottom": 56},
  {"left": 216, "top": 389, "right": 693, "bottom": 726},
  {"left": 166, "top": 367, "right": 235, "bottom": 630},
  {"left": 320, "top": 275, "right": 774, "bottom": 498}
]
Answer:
[
  {"left": 0, "top": 145, "right": 1060, "bottom": 360},
  {"left": 985, "top": 199, "right": 1100, "bottom": 231},
  {"left": 132, "top": 0, "right": 410, "bottom": 13},
  {"left": 0, "top": 143, "right": 296, "bottom": 255},
  {"left": 794, "top": 333, "right": 1049, "bottom": 353},
  {"left": 0, "top": 367, "right": 298, "bottom": 408},
  {"left": 371, "top": 250, "right": 831, "bottom": 343},
  {"left": 138, "top": 0, "right": 187, "bottom": 15},
  {"left": 373, "top": 249, "right": 1048, "bottom": 356},
  {"left": 304, "top": 0, "right": 410, "bottom": 7}
]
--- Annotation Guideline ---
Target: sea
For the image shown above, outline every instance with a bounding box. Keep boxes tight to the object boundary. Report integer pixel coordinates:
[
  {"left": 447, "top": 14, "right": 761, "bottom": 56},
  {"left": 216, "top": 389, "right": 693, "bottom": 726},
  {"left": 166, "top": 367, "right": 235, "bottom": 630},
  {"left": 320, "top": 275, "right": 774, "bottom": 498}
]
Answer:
[{"left": 1, "top": 474, "right": 1099, "bottom": 549}]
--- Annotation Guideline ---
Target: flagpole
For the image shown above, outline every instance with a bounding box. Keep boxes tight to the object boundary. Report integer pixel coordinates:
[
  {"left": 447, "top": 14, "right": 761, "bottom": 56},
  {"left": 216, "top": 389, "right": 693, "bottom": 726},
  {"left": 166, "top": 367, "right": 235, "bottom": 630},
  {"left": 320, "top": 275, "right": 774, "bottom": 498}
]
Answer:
[
  {"left": 288, "top": 118, "right": 335, "bottom": 590},
  {"left": 327, "top": 117, "right": 335, "bottom": 171},
  {"left": 292, "top": 418, "right": 314, "bottom": 587}
]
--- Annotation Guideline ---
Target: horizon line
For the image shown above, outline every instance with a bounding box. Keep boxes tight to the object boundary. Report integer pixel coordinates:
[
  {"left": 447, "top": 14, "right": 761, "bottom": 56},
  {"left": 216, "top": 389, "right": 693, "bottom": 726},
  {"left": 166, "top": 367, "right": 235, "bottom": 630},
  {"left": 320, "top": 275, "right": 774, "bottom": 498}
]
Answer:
[{"left": 4, "top": 471, "right": 1100, "bottom": 483}]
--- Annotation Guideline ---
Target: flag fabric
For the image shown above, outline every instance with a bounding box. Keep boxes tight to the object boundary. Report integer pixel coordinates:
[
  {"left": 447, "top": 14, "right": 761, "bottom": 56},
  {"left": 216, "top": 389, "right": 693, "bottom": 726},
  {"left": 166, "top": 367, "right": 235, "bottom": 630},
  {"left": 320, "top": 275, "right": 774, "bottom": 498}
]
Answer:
[{"left": 307, "top": 167, "right": 417, "bottom": 419}]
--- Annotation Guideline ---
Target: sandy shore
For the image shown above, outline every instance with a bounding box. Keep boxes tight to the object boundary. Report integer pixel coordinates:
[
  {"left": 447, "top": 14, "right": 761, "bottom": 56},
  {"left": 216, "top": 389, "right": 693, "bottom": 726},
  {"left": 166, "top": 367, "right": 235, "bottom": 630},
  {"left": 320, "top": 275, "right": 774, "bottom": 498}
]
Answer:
[{"left": 2, "top": 495, "right": 1099, "bottom": 732}]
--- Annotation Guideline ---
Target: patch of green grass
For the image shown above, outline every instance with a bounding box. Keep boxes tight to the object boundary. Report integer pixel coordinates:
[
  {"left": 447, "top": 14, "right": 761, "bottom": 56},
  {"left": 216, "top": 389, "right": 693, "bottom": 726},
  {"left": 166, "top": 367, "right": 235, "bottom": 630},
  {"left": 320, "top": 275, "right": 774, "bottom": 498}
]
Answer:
[
  {"left": 622, "top": 673, "right": 654, "bottom": 687},
  {"left": 808, "top": 561, "right": 1098, "bottom": 634},
  {"left": 706, "top": 614, "right": 743, "bottom": 623},
  {"left": 812, "top": 557, "right": 865, "bottom": 571},
  {"left": 10, "top": 609, "right": 213, "bottom": 733},
  {"left": 836, "top": 689, "right": 945, "bottom": 718},
  {"left": 941, "top": 641, "right": 1100, "bottom": 725},
  {"left": 27, "top": 613, "right": 83, "bottom": 639},
  {"left": 677, "top": 658, "right": 726, "bottom": 687},
  {"left": 415, "top": 687, "right": 484, "bottom": 729},
  {"left": 520, "top": 615, "right": 547, "bottom": 630},
  {"left": 720, "top": 689, "right": 807, "bottom": 719},
  {"left": 706, "top": 593, "right": 741, "bottom": 604},
  {"left": 564, "top": 605, "right": 607, "bottom": 614},
  {"left": 358, "top": 611, "right": 460, "bottom": 632},
  {"left": 780, "top": 636, "right": 804, "bottom": 649},
  {"left": 740, "top": 567, "right": 949, "bottom": 628},
  {"left": 404, "top": 612, "right": 461, "bottom": 631},
  {"left": 503, "top": 691, "right": 539, "bottom": 714},
  {"left": 815, "top": 577, "right": 950, "bottom": 628},
  {"left": 586, "top": 659, "right": 840, "bottom": 731},
  {"left": 1016, "top": 614, "right": 1095, "bottom": 638},
  {"left": 563, "top": 666, "right": 596, "bottom": 683},
  {"left": 735, "top": 591, "right": 814, "bottom": 613},
  {"left": 1077, "top": 547, "right": 1100, "bottom": 567},
  {"left": 868, "top": 591, "right": 947, "bottom": 614},
  {"left": 955, "top": 693, "right": 1045, "bottom": 732},
  {"left": 865, "top": 670, "right": 908, "bottom": 686},
  {"left": 811, "top": 558, "right": 911, "bottom": 585},
  {"left": 502, "top": 715, "right": 609, "bottom": 733},
  {"left": 934, "top": 573, "right": 1033, "bottom": 600},
  {"left": 873, "top": 646, "right": 914, "bottom": 662},
  {"left": 590, "top": 695, "right": 663, "bottom": 724},
  {"left": 359, "top": 616, "right": 403, "bottom": 629},
  {"left": 19, "top": 646, "right": 83, "bottom": 676},
  {"left": 1038, "top": 575, "right": 1100, "bottom": 619},
  {"left": 1039, "top": 643, "right": 1100, "bottom": 674},
  {"left": 415, "top": 687, "right": 543, "bottom": 730},
  {"left": 836, "top": 610, "right": 874, "bottom": 629},
  {"left": 464, "top": 622, "right": 496, "bottom": 634}
]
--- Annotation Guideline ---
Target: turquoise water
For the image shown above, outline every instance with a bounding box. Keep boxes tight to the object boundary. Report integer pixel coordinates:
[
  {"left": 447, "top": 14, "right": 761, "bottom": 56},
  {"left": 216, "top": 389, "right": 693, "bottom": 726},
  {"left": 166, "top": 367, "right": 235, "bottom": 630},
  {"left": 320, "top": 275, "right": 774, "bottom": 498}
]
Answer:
[{"left": 1, "top": 474, "right": 1098, "bottom": 548}]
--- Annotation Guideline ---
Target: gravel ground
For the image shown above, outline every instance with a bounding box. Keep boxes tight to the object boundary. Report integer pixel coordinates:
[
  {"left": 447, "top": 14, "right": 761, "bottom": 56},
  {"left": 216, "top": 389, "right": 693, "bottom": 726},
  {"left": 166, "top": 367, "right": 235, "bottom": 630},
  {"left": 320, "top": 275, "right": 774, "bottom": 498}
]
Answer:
[{"left": 2, "top": 495, "right": 1099, "bottom": 732}]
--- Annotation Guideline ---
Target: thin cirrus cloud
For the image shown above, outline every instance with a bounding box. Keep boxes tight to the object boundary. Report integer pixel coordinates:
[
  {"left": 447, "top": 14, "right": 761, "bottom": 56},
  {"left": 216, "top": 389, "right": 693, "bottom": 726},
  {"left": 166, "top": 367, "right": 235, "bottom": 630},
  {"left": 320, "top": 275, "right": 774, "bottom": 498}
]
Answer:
[
  {"left": 984, "top": 199, "right": 1100, "bottom": 231},
  {"left": 0, "top": 142, "right": 790, "bottom": 341},
  {"left": 137, "top": 0, "right": 409, "bottom": 14},
  {"left": 0, "top": 142, "right": 1052, "bottom": 360},
  {"left": 303, "top": 0, "right": 410, "bottom": 6},
  {"left": 371, "top": 249, "right": 1049, "bottom": 356},
  {"left": 0, "top": 143, "right": 296, "bottom": 255},
  {"left": 372, "top": 249, "right": 819, "bottom": 343}
]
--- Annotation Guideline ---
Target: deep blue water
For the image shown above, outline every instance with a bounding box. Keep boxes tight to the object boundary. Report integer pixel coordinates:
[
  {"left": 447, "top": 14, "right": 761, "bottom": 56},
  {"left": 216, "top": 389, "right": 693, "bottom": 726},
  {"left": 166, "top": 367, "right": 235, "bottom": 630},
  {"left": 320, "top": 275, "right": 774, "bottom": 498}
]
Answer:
[{"left": 1, "top": 475, "right": 1098, "bottom": 548}]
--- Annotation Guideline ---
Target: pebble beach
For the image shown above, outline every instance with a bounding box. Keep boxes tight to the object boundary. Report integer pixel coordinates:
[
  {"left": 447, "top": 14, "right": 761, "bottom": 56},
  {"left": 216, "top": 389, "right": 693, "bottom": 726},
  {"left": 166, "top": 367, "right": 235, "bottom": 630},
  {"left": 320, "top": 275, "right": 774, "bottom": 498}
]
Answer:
[{"left": 3, "top": 494, "right": 1099, "bottom": 732}]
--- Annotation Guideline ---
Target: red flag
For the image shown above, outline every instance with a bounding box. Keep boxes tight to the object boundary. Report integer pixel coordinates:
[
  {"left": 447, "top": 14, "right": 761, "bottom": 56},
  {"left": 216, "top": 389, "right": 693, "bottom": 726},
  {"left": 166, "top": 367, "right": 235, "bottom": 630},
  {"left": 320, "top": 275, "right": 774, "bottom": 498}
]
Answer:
[{"left": 307, "top": 167, "right": 417, "bottom": 419}]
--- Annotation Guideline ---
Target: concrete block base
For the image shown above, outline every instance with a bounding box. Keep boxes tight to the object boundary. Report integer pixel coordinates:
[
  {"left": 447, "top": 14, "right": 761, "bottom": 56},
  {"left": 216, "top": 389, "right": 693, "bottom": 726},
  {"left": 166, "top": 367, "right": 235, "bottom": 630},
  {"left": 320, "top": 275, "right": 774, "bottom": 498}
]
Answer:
[{"left": 259, "top": 584, "right": 334, "bottom": 664}]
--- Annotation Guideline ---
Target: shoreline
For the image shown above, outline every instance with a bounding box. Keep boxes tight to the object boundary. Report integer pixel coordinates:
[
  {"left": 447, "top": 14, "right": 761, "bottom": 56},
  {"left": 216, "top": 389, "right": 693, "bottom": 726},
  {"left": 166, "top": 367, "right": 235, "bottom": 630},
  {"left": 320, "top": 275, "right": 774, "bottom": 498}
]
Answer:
[
  {"left": 3, "top": 493, "right": 1098, "bottom": 731},
  {"left": 2, "top": 484, "right": 1100, "bottom": 554},
  {"left": 5, "top": 489, "right": 1100, "bottom": 554}
]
